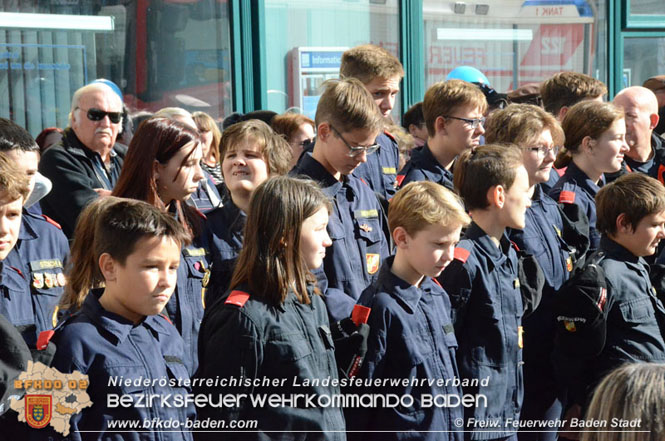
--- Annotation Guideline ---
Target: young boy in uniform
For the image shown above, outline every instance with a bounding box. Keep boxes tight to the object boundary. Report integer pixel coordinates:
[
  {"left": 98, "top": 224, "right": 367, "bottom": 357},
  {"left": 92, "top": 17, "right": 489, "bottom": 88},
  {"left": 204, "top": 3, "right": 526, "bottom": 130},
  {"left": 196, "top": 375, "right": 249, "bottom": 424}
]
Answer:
[
  {"left": 439, "top": 144, "right": 533, "bottom": 441},
  {"left": 0, "top": 119, "right": 69, "bottom": 334},
  {"left": 291, "top": 78, "right": 390, "bottom": 322},
  {"left": 397, "top": 80, "right": 487, "bottom": 191},
  {"left": 353, "top": 181, "right": 470, "bottom": 440},
  {"left": 340, "top": 44, "right": 403, "bottom": 200},
  {"left": 568, "top": 173, "right": 665, "bottom": 405}
]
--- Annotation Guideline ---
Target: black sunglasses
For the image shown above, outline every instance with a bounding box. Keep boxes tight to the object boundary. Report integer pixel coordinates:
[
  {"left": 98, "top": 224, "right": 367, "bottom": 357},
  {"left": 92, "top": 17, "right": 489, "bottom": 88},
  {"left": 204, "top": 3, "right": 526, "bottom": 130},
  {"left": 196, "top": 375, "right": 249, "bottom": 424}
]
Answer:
[{"left": 78, "top": 107, "right": 123, "bottom": 124}]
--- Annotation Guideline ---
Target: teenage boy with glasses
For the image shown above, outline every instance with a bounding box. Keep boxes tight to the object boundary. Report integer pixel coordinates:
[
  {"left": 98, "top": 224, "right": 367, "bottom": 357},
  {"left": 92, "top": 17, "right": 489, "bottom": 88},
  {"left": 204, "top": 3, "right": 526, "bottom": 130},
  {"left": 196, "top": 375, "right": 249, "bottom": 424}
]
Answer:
[
  {"left": 397, "top": 79, "right": 487, "bottom": 192},
  {"left": 39, "top": 82, "right": 127, "bottom": 238},
  {"left": 291, "top": 78, "right": 391, "bottom": 322}
]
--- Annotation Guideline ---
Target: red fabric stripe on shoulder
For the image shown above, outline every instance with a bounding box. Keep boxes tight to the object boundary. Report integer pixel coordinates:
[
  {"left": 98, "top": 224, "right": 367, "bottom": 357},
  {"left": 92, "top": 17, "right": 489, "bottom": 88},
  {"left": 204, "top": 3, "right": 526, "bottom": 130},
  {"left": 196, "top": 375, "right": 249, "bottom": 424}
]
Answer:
[
  {"left": 225, "top": 290, "right": 250, "bottom": 307},
  {"left": 395, "top": 174, "right": 405, "bottom": 187},
  {"left": 454, "top": 247, "right": 470, "bottom": 263},
  {"left": 559, "top": 190, "right": 576, "bottom": 204},
  {"left": 41, "top": 214, "right": 62, "bottom": 229}
]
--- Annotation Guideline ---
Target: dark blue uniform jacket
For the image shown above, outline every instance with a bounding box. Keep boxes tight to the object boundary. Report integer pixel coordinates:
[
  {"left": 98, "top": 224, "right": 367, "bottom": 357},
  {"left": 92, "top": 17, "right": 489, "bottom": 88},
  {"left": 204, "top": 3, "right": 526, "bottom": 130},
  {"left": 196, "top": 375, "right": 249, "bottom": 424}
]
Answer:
[
  {"left": 195, "top": 284, "right": 346, "bottom": 440},
  {"left": 397, "top": 143, "right": 454, "bottom": 192},
  {"left": 549, "top": 161, "right": 603, "bottom": 251},
  {"left": 292, "top": 153, "right": 390, "bottom": 322},
  {"left": 41, "top": 290, "right": 194, "bottom": 441},
  {"left": 203, "top": 199, "right": 245, "bottom": 306},
  {"left": 438, "top": 223, "right": 523, "bottom": 440},
  {"left": 353, "top": 257, "right": 463, "bottom": 441}
]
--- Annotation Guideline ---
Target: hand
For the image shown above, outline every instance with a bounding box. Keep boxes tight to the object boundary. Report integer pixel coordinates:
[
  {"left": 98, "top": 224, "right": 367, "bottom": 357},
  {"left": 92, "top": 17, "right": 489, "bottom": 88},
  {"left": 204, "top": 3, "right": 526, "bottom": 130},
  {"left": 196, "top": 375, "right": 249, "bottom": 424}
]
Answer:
[{"left": 93, "top": 188, "right": 112, "bottom": 198}]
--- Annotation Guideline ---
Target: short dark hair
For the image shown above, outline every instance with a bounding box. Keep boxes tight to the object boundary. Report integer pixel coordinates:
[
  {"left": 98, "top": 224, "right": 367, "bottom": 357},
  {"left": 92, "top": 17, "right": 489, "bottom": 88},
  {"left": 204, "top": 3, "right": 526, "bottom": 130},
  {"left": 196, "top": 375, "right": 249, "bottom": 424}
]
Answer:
[
  {"left": 454, "top": 144, "right": 523, "bottom": 211},
  {"left": 402, "top": 102, "right": 424, "bottom": 131},
  {"left": 596, "top": 173, "right": 665, "bottom": 236},
  {"left": 541, "top": 72, "right": 607, "bottom": 116},
  {"left": 0, "top": 118, "right": 39, "bottom": 153}
]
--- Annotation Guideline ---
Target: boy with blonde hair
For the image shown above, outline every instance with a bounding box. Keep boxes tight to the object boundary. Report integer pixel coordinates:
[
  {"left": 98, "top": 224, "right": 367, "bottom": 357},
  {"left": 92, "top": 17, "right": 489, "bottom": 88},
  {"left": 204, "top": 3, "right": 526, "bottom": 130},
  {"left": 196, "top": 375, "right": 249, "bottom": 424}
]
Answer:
[
  {"left": 292, "top": 78, "right": 390, "bottom": 321},
  {"left": 352, "top": 181, "right": 470, "bottom": 439},
  {"left": 398, "top": 79, "right": 487, "bottom": 191},
  {"left": 340, "top": 44, "right": 404, "bottom": 200}
]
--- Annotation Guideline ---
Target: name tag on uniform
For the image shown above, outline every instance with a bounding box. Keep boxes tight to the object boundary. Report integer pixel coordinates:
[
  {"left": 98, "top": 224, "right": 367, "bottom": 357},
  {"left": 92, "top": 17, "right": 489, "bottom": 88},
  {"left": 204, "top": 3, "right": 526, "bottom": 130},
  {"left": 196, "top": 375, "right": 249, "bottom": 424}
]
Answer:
[
  {"left": 514, "top": 278, "right": 520, "bottom": 289},
  {"left": 354, "top": 209, "right": 378, "bottom": 219},
  {"left": 183, "top": 248, "right": 207, "bottom": 257},
  {"left": 29, "top": 259, "right": 63, "bottom": 271},
  {"left": 382, "top": 167, "right": 396, "bottom": 174}
]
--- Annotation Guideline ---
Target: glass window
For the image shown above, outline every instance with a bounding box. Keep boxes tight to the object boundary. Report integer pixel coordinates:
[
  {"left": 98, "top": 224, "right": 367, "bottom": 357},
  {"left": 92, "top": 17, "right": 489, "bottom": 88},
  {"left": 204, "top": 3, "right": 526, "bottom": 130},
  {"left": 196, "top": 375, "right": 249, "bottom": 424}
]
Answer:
[
  {"left": 0, "top": 1, "right": 233, "bottom": 137},
  {"left": 623, "top": 37, "right": 665, "bottom": 88},
  {"left": 629, "top": 0, "right": 665, "bottom": 15},
  {"left": 424, "top": 0, "right": 608, "bottom": 96},
  {"left": 265, "top": 0, "right": 400, "bottom": 121}
]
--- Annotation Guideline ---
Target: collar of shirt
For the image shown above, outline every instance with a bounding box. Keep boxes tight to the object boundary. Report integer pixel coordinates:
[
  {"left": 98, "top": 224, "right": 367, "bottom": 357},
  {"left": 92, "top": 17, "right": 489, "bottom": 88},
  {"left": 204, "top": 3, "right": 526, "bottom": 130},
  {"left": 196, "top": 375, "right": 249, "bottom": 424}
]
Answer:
[
  {"left": 273, "top": 284, "right": 317, "bottom": 313},
  {"left": 566, "top": 161, "right": 603, "bottom": 194},
  {"left": 296, "top": 153, "right": 343, "bottom": 197},
  {"left": 0, "top": 256, "right": 28, "bottom": 291},
  {"left": 18, "top": 209, "right": 40, "bottom": 242},
  {"left": 464, "top": 221, "right": 511, "bottom": 263},
  {"left": 81, "top": 288, "right": 172, "bottom": 344},
  {"left": 421, "top": 143, "right": 453, "bottom": 176},
  {"left": 599, "top": 236, "right": 643, "bottom": 265},
  {"left": 376, "top": 256, "right": 432, "bottom": 314}
]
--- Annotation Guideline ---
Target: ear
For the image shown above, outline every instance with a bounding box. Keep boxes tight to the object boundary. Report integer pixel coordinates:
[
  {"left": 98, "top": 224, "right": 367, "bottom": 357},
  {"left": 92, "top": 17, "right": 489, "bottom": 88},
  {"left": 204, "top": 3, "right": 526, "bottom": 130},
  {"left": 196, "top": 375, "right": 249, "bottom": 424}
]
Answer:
[
  {"left": 557, "top": 106, "right": 569, "bottom": 121},
  {"left": 392, "top": 226, "right": 410, "bottom": 249},
  {"left": 488, "top": 185, "right": 505, "bottom": 208},
  {"left": 407, "top": 124, "right": 419, "bottom": 137},
  {"left": 581, "top": 135, "right": 595, "bottom": 153},
  {"left": 153, "top": 159, "right": 161, "bottom": 181},
  {"left": 317, "top": 123, "right": 331, "bottom": 142},
  {"left": 99, "top": 253, "right": 117, "bottom": 283},
  {"left": 650, "top": 112, "right": 660, "bottom": 130},
  {"left": 434, "top": 116, "right": 447, "bottom": 135},
  {"left": 616, "top": 213, "right": 633, "bottom": 234}
]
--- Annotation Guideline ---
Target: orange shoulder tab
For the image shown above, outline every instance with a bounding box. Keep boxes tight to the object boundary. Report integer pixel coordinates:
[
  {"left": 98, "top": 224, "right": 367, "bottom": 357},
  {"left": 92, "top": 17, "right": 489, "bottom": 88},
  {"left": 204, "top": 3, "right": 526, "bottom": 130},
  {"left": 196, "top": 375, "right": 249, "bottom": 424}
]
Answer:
[
  {"left": 431, "top": 278, "right": 443, "bottom": 288},
  {"left": 559, "top": 190, "right": 576, "bottom": 204},
  {"left": 510, "top": 240, "right": 520, "bottom": 252},
  {"left": 454, "top": 247, "right": 470, "bottom": 263},
  {"left": 225, "top": 290, "right": 250, "bottom": 307},
  {"left": 41, "top": 214, "right": 62, "bottom": 229},
  {"left": 658, "top": 164, "right": 665, "bottom": 185},
  {"left": 382, "top": 130, "right": 396, "bottom": 142},
  {"left": 395, "top": 174, "right": 406, "bottom": 187},
  {"left": 37, "top": 330, "right": 55, "bottom": 350},
  {"left": 195, "top": 209, "right": 207, "bottom": 220},
  {"left": 159, "top": 313, "right": 173, "bottom": 325}
]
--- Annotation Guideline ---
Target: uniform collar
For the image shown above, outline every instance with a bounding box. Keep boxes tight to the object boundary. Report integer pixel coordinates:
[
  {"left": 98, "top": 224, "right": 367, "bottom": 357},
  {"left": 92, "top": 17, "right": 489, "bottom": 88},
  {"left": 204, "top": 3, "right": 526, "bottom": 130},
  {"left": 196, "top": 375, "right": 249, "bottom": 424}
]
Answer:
[
  {"left": 421, "top": 144, "right": 453, "bottom": 176},
  {"left": 81, "top": 289, "right": 171, "bottom": 344},
  {"left": 464, "top": 222, "right": 511, "bottom": 260},
  {"left": 567, "top": 161, "right": 603, "bottom": 194},
  {"left": 18, "top": 209, "right": 39, "bottom": 241},
  {"left": 599, "top": 236, "right": 642, "bottom": 264},
  {"left": 296, "top": 153, "right": 343, "bottom": 196},
  {"left": 220, "top": 198, "right": 246, "bottom": 234},
  {"left": 0, "top": 258, "right": 27, "bottom": 291},
  {"left": 376, "top": 256, "right": 443, "bottom": 314}
]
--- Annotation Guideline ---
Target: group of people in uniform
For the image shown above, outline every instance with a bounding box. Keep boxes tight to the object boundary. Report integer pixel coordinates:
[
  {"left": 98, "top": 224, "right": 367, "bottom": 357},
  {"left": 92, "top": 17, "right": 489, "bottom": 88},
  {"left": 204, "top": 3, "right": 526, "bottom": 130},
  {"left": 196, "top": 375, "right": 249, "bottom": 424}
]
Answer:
[{"left": 0, "top": 42, "right": 664, "bottom": 441}]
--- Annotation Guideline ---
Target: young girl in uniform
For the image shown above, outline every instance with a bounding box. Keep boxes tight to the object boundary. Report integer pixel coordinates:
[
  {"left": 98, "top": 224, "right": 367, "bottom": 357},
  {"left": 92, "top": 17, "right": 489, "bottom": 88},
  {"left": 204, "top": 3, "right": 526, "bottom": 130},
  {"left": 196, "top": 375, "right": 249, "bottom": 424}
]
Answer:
[
  {"left": 112, "top": 117, "right": 207, "bottom": 374},
  {"left": 41, "top": 197, "right": 194, "bottom": 441},
  {"left": 195, "top": 176, "right": 345, "bottom": 440},
  {"left": 549, "top": 100, "right": 629, "bottom": 250}
]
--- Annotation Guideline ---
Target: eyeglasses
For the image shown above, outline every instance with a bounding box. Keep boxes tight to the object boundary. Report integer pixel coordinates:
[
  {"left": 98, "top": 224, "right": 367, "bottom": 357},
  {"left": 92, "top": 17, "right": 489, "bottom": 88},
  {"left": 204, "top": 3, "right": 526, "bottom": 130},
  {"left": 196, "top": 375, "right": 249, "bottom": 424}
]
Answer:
[
  {"left": 526, "top": 145, "right": 561, "bottom": 159},
  {"left": 329, "top": 125, "right": 379, "bottom": 157},
  {"left": 77, "top": 107, "right": 123, "bottom": 124},
  {"left": 444, "top": 115, "right": 486, "bottom": 129}
]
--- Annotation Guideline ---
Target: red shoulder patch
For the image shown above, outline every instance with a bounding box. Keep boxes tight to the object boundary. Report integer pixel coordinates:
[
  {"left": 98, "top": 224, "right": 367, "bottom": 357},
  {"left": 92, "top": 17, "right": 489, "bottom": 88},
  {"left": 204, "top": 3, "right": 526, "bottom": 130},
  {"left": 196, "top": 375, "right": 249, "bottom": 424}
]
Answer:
[
  {"left": 195, "top": 209, "right": 207, "bottom": 220},
  {"left": 559, "top": 190, "right": 576, "bottom": 204},
  {"left": 382, "top": 130, "right": 396, "bottom": 142},
  {"left": 658, "top": 164, "right": 665, "bottom": 185},
  {"left": 510, "top": 240, "right": 520, "bottom": 252},
  {"left": 395, "top": 174, "right": 406, "bottom": 187},
  {"left": 159, "top": 313, "right": 173, "bottom": 325},
  {"left": 41, "top": 215, "right": 62, "bottom": 230},
  {"left": 9, "top": 266, "right": 24, "bottom": 278},
  {"left": 431, "top": 278, "right": 443, "bottom": 288},
  {"left": 454, "top": 247, "right": 470, "bottom": 263},
  {"left": 225, "top": 290, "right": 250, "bottom": 307},
  {"left": 37, "top": 330, "right": 55, "bottom": 350},
  {"left": 359, "top": 177, "right": 369, "bottom": 187}
]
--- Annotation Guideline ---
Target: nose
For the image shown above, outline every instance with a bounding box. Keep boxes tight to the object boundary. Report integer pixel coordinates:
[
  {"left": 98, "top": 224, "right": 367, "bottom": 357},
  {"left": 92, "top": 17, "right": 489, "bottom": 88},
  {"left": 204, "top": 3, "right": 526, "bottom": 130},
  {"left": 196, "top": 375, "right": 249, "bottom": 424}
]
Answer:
[
  {"left": 475, "top": 122, "right": 485, "bottom": 136},
  {"left": 0, "top": 215, "right": 9, "bottom": 237},
  {"left": 233, "top": 155, "right": 247, "bottom": 166},
  {"left": 658, "top": 225, "right": 665, "bottom": 239},
  {"left": 442, "top": 244, "right": 455, "bottom": 266},
  {"left": 356, "top": 150, "right": 368, "bottom": 164},
  {"left": 620, "top": 140, "right": 630, "bottom": 153},
  {"left": 193, "top": 163, "right": 205, "bottom": 183},
  {"left": 323, "top": 230, "right": 332, "bottom": 248}
]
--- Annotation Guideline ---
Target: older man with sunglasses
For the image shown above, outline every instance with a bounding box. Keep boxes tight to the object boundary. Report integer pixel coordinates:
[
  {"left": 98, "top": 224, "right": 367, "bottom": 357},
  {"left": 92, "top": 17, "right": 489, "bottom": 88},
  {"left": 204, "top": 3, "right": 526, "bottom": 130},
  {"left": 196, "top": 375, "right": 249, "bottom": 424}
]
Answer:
[{"left": 39, "top": 82, "right": 127, "bottom": 238}]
